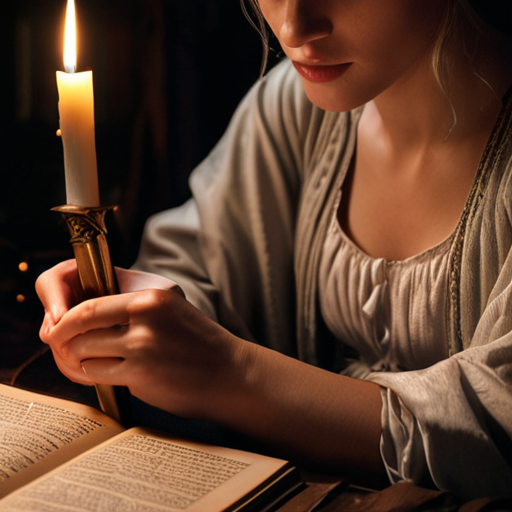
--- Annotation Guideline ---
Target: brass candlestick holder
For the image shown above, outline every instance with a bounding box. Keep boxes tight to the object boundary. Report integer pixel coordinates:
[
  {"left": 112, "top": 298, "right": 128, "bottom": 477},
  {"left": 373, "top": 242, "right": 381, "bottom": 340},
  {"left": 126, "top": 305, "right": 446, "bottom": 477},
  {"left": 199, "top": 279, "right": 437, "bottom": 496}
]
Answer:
[{"left": 52, "top": 204, "right": 131, "bottom": 426}]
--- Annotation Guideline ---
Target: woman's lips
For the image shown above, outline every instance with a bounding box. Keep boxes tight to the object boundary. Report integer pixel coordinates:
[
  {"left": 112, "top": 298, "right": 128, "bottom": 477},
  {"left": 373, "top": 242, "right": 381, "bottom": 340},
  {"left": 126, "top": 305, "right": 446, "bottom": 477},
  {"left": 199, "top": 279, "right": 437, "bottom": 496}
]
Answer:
[{"left": 292, "top": 61, "right": 351, "bottom": 83}]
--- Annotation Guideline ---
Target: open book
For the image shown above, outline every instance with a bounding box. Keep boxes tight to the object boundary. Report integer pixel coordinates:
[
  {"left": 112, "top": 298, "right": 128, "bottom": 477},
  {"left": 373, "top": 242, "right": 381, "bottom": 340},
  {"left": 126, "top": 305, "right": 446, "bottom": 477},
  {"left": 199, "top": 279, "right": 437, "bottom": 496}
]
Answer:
[{"left": 0, "top": 384, "right": 301, "bottom": 511}]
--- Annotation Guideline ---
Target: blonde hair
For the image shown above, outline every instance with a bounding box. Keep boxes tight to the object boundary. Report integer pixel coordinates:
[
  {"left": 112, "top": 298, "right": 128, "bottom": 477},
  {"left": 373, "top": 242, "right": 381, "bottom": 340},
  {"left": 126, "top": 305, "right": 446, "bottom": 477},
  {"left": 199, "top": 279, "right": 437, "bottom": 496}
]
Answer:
[
  {"left": 431, "top": 0, "right": 482, "bottom": 135},
  {"left": 240, "top": 0, "right": 271, "bottom": 77}
]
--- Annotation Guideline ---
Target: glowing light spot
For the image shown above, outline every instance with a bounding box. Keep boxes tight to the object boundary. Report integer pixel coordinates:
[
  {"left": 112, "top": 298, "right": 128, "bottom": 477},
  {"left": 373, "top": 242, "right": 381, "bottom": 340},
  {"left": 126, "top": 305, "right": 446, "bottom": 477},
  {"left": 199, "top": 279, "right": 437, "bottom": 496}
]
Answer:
[
  {"left": 18, "top": 262, "right": 29, "bottom": 272},
  {"left": 16, "top": 294, "right": 26, "bottom": 303},
  {"left": 56, "top": 129, "right": 62, "bottom": 137}
]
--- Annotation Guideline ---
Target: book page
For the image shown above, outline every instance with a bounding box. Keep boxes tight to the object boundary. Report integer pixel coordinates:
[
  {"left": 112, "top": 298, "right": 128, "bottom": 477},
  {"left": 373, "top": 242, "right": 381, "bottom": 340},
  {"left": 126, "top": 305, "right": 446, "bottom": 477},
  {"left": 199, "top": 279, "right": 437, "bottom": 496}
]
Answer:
[
  {"left": 0, "top": 384, "right": 124, "bottom": 498},
  {"left": 0, "top": 428, "right": 294, "bottom": 512}
]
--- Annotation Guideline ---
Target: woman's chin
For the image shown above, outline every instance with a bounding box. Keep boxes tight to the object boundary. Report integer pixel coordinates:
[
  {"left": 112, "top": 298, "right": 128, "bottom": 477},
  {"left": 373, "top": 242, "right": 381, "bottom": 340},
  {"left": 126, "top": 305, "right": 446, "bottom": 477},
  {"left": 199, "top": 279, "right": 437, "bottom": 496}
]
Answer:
[{"left": 301, "top": 81, "right": 371, "bottom": 113}]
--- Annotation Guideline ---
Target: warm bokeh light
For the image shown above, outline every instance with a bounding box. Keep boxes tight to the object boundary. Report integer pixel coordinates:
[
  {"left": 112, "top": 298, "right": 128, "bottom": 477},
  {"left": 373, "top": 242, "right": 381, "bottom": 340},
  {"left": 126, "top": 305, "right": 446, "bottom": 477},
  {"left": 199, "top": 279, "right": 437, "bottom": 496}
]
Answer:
[
  {"left": 16, "top": 294, "right": 26, "bottom": 303},
  {"left": 64, "top": 0, "right": 77, "bottom": 73},
  {"left": 18, "top": 262, "right": 29, "bottom": 272}
]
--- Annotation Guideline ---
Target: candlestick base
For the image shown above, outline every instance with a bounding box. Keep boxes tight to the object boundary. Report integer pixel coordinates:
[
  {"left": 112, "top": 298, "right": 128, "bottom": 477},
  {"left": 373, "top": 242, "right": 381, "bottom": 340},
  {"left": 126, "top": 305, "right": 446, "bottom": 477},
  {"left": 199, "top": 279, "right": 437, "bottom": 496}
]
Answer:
[{"left": 52, "top": 204, "right": 131, "bottom": 426}]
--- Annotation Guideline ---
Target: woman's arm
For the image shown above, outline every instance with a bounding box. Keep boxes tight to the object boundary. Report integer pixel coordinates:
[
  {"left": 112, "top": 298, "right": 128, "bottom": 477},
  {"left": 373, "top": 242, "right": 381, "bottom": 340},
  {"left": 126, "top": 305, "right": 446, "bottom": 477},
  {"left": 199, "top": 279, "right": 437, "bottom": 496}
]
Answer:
[
  {"left": 231, "top": 338, "right": 386, "bottom": 486},
  {"left": 367, "top": 277, "right": 512, "bottom": 498},
  {"left": 36, "top": 261, "right": 386, "bottom": 488}
]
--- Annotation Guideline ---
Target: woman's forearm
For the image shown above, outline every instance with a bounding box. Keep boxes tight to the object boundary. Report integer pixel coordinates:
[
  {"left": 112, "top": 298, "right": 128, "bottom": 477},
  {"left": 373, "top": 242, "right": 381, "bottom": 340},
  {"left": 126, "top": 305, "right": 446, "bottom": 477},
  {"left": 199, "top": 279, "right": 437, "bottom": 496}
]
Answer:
[{"left": 211, "top": 338, "right": 387, "bottom": 487}]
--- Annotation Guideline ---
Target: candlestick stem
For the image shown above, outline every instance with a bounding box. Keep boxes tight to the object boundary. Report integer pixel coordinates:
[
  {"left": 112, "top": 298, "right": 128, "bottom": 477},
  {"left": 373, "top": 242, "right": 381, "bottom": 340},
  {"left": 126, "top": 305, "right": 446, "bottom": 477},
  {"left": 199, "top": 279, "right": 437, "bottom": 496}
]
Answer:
[{"left": 52, "top": 204, "right": 131, "bottom": 426}]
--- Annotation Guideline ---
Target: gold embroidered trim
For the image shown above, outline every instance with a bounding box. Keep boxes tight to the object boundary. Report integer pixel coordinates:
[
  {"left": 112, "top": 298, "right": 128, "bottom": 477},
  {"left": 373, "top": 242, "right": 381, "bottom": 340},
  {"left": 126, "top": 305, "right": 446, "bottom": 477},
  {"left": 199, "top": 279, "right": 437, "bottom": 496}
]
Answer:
[{"left": 448, "top": 93, "right": 512, "bottom": 355}]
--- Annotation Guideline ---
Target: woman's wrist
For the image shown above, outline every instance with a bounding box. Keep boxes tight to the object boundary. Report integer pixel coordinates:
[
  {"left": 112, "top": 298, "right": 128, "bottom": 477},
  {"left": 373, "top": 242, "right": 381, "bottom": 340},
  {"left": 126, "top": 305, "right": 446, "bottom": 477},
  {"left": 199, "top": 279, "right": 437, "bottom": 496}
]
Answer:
[{"left": 198, "top": 332, "right": 260, "bottom": 425}]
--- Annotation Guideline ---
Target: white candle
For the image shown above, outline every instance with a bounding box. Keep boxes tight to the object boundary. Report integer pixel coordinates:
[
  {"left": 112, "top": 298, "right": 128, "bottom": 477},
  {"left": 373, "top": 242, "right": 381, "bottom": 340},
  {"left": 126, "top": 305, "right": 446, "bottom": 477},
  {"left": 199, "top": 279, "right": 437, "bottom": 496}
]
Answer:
[{"left": 56, "top": 0, "right": 99, "bottom": 206}]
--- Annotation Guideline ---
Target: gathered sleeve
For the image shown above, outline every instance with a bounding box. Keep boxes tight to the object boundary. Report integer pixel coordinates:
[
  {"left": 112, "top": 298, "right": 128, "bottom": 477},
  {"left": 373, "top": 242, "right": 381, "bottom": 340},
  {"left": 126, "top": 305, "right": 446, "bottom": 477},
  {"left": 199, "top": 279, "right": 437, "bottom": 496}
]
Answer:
[
  {"left": 367, "top": 248, "right": 512, "bottom": 499},
  {"left": 132, "top": 60, "right": 328, "bottom": 352}
]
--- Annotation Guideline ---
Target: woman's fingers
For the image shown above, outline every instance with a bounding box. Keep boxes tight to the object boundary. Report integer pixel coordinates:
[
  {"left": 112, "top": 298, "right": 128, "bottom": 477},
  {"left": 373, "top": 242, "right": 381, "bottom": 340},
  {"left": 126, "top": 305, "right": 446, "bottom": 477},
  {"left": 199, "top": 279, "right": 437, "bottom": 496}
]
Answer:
[
  {"left": 80, "top": 357, "right": 127, "bottom": 385},
  {"left": 44, "top": 289, "right": 179, "bottom": 381},
  {"left": 51, "top": 348, "right": 92, "bottom": 385},
  {"left": 52, "top": 345, "right": 127, "bottom": 387},
  {"left": 50, "top": 321, "right": 138, "bottom": 384},
  {"left": 35, "top": 259, "right": 82, "bottom": 324},
  {"left": 47, "top": 294, "right": 132, "bottom": 348},
  {"left": 47, "top": 286, "right": 182, "bottom": 345},
  {"left": 35, "top": 262, "right": 181, "bottom": 336},
  {"left": 68, "top": 325, "right": 130, "bottom": 359}
]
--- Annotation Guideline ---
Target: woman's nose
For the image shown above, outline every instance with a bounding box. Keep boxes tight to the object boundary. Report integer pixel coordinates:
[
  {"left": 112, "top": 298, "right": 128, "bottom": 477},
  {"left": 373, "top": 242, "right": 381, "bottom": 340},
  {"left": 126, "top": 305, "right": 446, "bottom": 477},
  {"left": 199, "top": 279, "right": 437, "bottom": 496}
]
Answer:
[{"left": 279, "top": 0, "right": 332, "bottom": 48}]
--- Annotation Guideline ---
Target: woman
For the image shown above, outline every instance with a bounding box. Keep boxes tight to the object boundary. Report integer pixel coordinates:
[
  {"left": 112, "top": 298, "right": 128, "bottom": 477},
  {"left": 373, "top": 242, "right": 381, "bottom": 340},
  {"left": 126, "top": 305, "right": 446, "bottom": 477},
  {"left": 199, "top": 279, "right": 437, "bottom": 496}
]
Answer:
[{"left": 36, "top": 0, "right": 512, "bottom": 498}]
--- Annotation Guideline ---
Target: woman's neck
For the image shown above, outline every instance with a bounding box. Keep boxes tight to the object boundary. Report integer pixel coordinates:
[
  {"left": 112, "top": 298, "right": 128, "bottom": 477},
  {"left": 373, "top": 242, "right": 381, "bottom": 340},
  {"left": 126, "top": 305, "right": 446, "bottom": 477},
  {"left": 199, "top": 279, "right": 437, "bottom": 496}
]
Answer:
[{"left": 366, "top": 16, "right": 512, "bottom": 155}]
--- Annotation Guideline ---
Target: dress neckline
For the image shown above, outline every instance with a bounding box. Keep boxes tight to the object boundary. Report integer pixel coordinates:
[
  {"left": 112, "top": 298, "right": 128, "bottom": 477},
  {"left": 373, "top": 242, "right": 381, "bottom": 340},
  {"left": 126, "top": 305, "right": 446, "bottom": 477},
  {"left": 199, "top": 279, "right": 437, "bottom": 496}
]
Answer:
[
  {"left": 336, "top": 84, "right": 512, "bottom": 266},
  {"left": 332, "top": 190, "right": 455, "bottom": 266}
]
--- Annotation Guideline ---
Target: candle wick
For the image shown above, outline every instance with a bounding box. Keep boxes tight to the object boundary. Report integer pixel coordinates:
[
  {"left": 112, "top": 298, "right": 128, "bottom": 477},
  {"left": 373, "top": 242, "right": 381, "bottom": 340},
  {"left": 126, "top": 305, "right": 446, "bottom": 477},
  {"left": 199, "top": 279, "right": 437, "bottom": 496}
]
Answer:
[{"left": 65, "top": 63, "right": 76, "bottom": 74}]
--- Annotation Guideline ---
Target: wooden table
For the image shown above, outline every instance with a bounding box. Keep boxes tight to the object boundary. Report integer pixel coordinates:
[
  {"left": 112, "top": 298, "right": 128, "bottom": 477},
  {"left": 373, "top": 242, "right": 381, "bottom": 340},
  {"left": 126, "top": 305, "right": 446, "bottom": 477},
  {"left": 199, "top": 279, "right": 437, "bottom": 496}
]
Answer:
[{"left": 275, "top": 476, "right": 511, "bottom": 512}]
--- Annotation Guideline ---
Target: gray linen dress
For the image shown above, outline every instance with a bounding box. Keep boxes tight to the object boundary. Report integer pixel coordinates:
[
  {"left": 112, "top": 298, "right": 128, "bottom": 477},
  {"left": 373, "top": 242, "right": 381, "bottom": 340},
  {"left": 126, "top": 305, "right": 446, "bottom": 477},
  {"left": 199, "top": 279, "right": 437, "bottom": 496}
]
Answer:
[{"left": 134, "top": 59, "right": 512, "bottom": 498}]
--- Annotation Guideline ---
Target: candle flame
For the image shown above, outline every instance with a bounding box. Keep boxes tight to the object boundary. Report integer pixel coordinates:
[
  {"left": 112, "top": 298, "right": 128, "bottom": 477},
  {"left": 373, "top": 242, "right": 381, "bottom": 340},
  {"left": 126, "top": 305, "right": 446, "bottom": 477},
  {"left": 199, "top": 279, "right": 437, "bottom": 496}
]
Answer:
[{"left": 63, "top": 0, "right": 77, "bottom": 73}]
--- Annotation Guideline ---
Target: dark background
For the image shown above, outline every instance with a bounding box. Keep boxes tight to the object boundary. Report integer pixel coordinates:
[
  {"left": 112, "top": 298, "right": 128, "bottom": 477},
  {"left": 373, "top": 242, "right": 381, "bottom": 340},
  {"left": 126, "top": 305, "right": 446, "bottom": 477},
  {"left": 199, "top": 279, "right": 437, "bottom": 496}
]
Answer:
[
  {"left": 0, "top": 0, "right": 270, "bottom": 381},
  {"left": 0, "top": 0, "right": 511, "bottom": 383}
]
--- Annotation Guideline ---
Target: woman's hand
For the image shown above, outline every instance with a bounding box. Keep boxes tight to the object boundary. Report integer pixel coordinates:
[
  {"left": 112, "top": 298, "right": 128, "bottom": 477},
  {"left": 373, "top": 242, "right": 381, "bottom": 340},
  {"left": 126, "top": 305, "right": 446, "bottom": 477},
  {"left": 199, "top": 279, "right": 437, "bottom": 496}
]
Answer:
[
  {"left": 36, "top": 260, "right": 385, "bottom": 484},
  {"left": 36, "top": 259, "right": 185, "bottom": 330},
  {"left": 35, "top": 260, "right": 246, "bottom": 419}
]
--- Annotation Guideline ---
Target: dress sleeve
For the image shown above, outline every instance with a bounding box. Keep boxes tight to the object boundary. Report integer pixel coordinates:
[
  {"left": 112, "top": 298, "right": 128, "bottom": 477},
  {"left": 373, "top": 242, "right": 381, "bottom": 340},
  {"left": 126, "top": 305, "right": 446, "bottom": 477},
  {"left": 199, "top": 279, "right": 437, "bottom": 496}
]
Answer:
[
  {"left": 367, "top": 255, "right": 512, "bottom": 498},
  {"left": 132, "top": 59, "right": 327, "bottom": 351}
]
